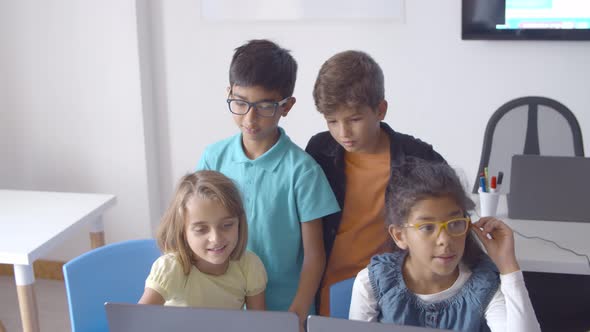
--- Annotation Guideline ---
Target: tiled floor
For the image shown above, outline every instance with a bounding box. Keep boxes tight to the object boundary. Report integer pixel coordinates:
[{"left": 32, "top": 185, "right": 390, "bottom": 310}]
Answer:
[{"left": 0, "top": 276, "right": 70, "bottom": 332}]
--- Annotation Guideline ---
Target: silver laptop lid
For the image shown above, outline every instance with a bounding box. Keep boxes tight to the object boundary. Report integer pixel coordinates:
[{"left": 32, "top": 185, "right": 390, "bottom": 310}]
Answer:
[
  {"left": 508, "top": 155, "right": 590, "bottom": 222},
  {"left": 105, "top": 302, "right": 299, "bottom": 332},
  {"left": 306, "top": 316, "right": 449, "bottom": 332}
]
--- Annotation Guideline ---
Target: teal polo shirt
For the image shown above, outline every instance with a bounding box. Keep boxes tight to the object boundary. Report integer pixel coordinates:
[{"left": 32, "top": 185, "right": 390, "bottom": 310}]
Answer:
[{"left": 198, "top": 127, "right": 340, "bottom": 312}]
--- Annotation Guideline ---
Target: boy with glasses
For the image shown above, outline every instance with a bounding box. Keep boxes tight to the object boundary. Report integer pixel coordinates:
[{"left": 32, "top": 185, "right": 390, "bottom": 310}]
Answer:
[{"left": 198, "top": 40, "right": 339, "bottom": 328}]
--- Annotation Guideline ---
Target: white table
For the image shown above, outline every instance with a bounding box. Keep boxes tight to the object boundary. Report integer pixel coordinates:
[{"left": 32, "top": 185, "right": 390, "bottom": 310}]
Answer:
[
  {"left": 479, "top": 195, "right": 590, "bottom": 276},
  {"left": 0, "top": 190, "right": 116, "bottom": 332}
]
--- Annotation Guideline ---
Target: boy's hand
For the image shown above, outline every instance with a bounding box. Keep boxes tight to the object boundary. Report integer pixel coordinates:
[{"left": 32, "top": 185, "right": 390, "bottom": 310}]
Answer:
[
  {"left": 288, "top": 304, "right": 306, "bottom": 332},
  {"left": 472, "top": 217, "right": 520, "bottom": 274}
]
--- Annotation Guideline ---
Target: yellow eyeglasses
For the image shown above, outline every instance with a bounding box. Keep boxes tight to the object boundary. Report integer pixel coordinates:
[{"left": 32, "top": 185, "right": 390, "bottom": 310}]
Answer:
[{"left": 403, "top": 217, "right": 471, "bottom": 238}]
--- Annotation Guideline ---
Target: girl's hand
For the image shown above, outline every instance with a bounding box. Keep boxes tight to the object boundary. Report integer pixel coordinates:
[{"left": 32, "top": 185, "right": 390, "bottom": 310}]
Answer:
[{"left": 472, "top": 217, "right": 520, "bottom": 274}]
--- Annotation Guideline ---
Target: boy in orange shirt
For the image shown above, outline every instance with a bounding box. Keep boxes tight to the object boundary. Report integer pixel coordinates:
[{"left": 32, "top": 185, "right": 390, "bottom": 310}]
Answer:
[{"left": 305, "top": 50, "right": 446, "bottom": 315}]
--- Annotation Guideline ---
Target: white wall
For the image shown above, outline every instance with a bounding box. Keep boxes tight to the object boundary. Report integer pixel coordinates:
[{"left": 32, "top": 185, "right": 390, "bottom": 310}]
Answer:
[
  {"left": 1, "top": 0, "right": 589, "bottom": 261},
  {"left": 154, "top": 0, "right": 590, "bottom": 202},
  {"left": 0, "top": 0, "right": 158, "bottom": 260}
]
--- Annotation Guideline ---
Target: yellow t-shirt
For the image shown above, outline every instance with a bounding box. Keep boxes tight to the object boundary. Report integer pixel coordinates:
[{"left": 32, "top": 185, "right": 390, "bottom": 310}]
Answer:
[{"left": 145, "top": 251, "right": 267, "bottom": 309}]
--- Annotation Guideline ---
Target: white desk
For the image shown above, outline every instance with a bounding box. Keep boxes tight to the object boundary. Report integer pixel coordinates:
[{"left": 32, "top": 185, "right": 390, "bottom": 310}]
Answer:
[
  {"left": 481, "top": 195, "right": 590, "bottom": 276},
  {"left": 0, "top": 190, "right": 116, "bottom": 332}
]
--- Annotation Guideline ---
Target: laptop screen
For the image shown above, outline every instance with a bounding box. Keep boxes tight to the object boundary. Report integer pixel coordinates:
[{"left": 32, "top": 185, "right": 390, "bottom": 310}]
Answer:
[
  {"left": 508, "top": 155, "right": 590, "bottom": 222},
  {"left": 105, "top": 302, "right": 299, "bottom": 332},
  {"left": 307, "top": 315, "right": 449, "bottom": 331}
]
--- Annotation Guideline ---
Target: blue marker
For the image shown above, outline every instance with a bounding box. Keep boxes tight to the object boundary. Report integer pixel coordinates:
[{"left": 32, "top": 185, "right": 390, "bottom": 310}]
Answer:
[{"left": 479, "top": 176, "right": 487, "bottom": 193}]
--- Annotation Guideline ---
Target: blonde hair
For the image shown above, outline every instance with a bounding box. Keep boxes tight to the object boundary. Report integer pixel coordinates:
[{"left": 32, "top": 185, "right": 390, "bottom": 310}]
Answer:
[{"left": 156, "top": 170, "right": 248, "bottom": 275}]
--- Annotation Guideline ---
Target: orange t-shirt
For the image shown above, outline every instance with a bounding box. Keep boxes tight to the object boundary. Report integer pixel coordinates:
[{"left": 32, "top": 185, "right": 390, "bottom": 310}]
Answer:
[{"left": 319, "top": 148, "right": 392, "bottom": 316}]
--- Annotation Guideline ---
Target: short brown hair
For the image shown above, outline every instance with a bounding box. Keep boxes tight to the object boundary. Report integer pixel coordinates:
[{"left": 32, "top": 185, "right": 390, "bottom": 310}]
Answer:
[
  {"left": 313, "top": 50, "right": 384, "bottom": 114},
  {"left": 156, "top": 170, "right": 248, "bottom": 275}
]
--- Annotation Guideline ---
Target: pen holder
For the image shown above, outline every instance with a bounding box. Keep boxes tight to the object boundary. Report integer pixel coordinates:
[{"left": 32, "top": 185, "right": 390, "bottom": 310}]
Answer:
[{"left": 478, "top": 188, "right": 500, "bottom": 217}]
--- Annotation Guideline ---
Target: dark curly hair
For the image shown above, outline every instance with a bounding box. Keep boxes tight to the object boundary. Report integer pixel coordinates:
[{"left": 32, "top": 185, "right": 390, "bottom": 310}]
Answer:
[{"left": 387, "top": 158, "right": 484, "bottom": 267}]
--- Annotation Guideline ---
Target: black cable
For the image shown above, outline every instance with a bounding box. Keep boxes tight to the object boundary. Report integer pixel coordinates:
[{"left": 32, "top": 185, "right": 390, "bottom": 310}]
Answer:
[
  {"left": 472, "top": 210, "right": 590, "bottom": 270},
  {"left": 512, "top": 229, "right": 590, "bottom": 270}
]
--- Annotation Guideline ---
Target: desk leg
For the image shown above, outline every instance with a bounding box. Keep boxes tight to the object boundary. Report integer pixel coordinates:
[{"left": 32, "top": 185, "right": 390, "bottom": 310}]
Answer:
[
  {"left": 14, "top": 265, "right": 40, "bottom": 332},
  {"left": 89, "top": 215, "right": 105, "bottom": 249}
]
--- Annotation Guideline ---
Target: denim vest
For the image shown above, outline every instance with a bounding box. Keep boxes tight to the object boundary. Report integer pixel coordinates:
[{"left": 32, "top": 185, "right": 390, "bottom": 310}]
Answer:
[{"left": 368, "top": 251, "right": 500, "bottom": 331}]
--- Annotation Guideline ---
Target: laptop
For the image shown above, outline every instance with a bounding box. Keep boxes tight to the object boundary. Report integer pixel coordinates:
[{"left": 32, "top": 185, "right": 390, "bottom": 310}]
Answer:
[
  {"left": 306, "top": 316, "right": 449, "bottom": 332},
  {"left": 105, "top": 302, "right": 299, "bottom": 332},
  {"left": 507, "top": 155, "right": 590, "bottom": 222}
]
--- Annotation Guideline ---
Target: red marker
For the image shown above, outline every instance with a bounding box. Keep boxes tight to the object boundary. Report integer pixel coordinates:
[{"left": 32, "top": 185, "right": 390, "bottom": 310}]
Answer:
[{"left": 490, "top": 176, "right": 497, "bottom": 193}]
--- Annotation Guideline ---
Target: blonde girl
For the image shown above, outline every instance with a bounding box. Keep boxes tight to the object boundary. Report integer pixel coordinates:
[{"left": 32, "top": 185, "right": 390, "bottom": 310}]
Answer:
[{"left": 139, "top": 170, "right": 266, "bottom": 310}]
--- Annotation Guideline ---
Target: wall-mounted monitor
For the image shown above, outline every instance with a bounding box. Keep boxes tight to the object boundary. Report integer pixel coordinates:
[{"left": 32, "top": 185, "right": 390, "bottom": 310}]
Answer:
[{"left": 462, "top": 0, "right": 590, "bottom": 40}]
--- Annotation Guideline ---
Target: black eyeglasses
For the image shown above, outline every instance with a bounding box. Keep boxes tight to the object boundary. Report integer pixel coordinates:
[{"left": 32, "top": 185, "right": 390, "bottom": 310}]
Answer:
[{"left": 226, "top": 96, "right": 291, "bottom": 118}]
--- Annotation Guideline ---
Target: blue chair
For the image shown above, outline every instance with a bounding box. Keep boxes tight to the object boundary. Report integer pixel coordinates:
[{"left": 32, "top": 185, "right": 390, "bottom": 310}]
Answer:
[
  {"left": 329, "top": 277, "right": 356, "bottom": 319},
  {"left": 63, "top": 239, "right": 161, "bottom": 332}
]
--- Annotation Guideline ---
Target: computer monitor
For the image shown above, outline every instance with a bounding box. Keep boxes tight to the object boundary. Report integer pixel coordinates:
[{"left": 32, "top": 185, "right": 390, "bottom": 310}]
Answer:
[
  {"left": 508, "top": 155, "right": 590, "bottom": 222},
  {"left": 462, "top": 0, "right": 590, "bottom": 40}
]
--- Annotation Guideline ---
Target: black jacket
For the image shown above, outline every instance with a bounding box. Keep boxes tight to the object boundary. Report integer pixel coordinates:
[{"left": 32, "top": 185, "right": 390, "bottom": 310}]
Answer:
[{"left": 305, "top": 122, "right": 445, "bottom": 260}]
